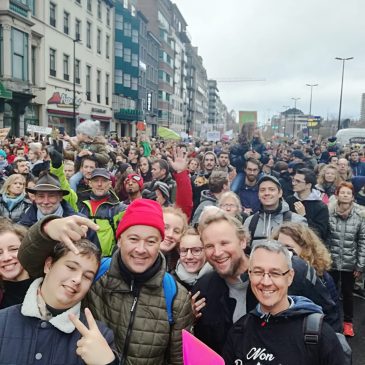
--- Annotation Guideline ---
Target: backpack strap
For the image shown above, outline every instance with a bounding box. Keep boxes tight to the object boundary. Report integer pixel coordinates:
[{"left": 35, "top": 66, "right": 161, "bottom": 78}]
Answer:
[
  {"left": 94, "top": 257, "right": 112, "bottom": 282},
  {"left": 303, "top": 313, "right": 324, "bottom": 365},
  {"left": 163, "top": 272, "right": 178, "bottom": 326},
  {"left": 248, "top": 212, "right": 260, "bottom": 243}
]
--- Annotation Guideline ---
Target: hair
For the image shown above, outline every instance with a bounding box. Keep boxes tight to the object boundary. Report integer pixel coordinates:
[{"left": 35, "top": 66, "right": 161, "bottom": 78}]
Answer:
[
  {"left": 163, "top": 206, "right": 188, "bottom": 234},
  {"left": 64, "top": 160, "right": 75, "bottom": 167},
  {"left": 0, "top": 217, "right": 28, "bottom": 240},
  {"left": 317, "top": 164, "right": 341, "bottom": 187},
  {"left": 208, "top": 171, "right": 228, "bottom": 193},
  {"left": 13, "top": 158, "right": 27, "bottom": 169},
  {"left": 245, "top": 157, "right": 262, "bottom": 170},
  {"left": 218, "top": 191, "right": 242, "bottom": 211},
  {"left": 50, "top": 239, "right": 101, "bottom": 265},
  {"left": 188, "top": 157, "right": 200, "bottom": 168},
  {"left": 273, "top": 160, "right": 288, "bottom": 172},
  {"left": 335, "top": 181, "right": 355, "bottom": 196},
  {"left": 153, "top": 159, "right": 169, "bottom": 174},
  {"left": 295, "top": 168, "right": 317, "bottom": 188},
  {"left": 180, "top": 226, "right": 201, "bottom": 242},
  {"left": 217, "top": 150, "right": 229, "bottom": 158},
  {"left": 199, "top": 209, "right": 248, "bottom": 242},
  {"left": 0, "top": 174, "right": 26, "bottom": 195},
  {"left": 80, "top": 156, "right": 98, "bottom": 168},
  {"left": 271, "top": 223, "right": 331, "bottom": 275},
  {"left": 250, "top": 240, "right": 292, "bottom": 270}
]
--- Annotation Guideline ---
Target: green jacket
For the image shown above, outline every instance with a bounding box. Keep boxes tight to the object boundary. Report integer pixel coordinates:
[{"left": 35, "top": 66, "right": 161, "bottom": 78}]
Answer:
[
  {"left": 78, "top": 191, "right": 126, "bottom": 256},
  {"left": 18, "top": 218, "right": 194, "bottom": 365}
]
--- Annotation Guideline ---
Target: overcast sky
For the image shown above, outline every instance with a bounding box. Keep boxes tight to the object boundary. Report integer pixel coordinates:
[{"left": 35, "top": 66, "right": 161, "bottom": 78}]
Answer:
[{"left": 174, "top": 0, "right": 365, "bottom": 124}]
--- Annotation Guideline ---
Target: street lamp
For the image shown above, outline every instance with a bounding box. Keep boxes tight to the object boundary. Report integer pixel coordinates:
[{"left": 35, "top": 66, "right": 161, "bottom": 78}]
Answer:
[
  {"left": 305, "top": 83, "right": 318, "bottom": 115},
  {"left": 335, "top": 57, "right": 353, "bottom": 131},
  {"left": 291, "top": 97, "right": 300, "bottom": 138},
  {"left": 282, "top": 105, "right": 290, "bottom": 136},
  {"left": 73, "top": 37, "right": 81, "bottom": 129}
]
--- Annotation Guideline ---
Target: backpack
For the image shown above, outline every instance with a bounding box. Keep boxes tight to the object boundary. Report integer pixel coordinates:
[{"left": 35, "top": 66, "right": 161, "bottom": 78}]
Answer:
[
  {"left": 248, "top": 210, "right": 292, "bottom": 243},
  {"left": 303, "top": 313, "right": 352, "bottom": 365},
  {"left": 94, "top": 257, "right": 177, "bottom": 325}
]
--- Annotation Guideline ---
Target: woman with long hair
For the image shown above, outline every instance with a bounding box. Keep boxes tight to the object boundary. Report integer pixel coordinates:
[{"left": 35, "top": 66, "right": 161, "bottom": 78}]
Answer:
[
  {"left": 138, "top": 156, "right": 153, "bottom": 183},
  {"left": 316, "top": 164, "right": 342, "bottom": 202},
  {"left": 327, "top": 181, "right": 365, "bottom": 337},
  {"left": 0, "top": 174, "right": 32, "bottom": 223}
]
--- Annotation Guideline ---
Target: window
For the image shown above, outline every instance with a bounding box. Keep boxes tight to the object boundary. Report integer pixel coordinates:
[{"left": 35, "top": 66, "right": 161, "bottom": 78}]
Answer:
[
  {"left": 115, "top": 69, "right": 123, "bottom": 84},
  {"left": 132, "top": 29, "right": 138, "bottom": 43},
  {"left": 106, "top": 8, "right": 110, "bottom": 26},
  {"left": 115, "top": 42, "right": 123, "bottom": 58},
  {"left": 75, "top": 59, "right": 80, "bottom": 84},
  {"left": 124, "top": 74, "right": 131, "bottom": 88},
  {"left": 63, "top": 11, "right": 69, "bottom": 35},
  {"left": 49, "top": 48, "right": 56, "bottom": 77},
  {"left": 97, "top": 0, "right": 102, "bottom": 19},
  {"left": 131, "top": 77, "right": 138, "bottom": 91},
  {"left": 75, "top": 0, "right": 81, "bottom": 4},
  {"left": 115, "top": 14, "right": 123, "bottom": 30},
  {"left": 12, "top": 28, "right": 28, "bottom": 81},
  {"left": 106, "top": 35, "right": 110, "bottom": 59},
  {"left": 86, "top": 22, "right": 91, "bottom": 48},
  {"left": 124, "top": 48, "right": 131, "bottom": 63},
  {"left": 86, "top": 65, "right": 91, "bottom": 101},
  {"left": 97, "top": 29, "right": 101, "bottom": 54},
  {"left": 131, "top": 53, "right": 138, "bottom": 67},
  {"left": 124, "top": 22, "right": 131, "bottom": 37},
  {"left": 63, "top": 54, "right": 69, "bottom": 80},
  {"left": 50, "top": 2, "right": 56, "bottom": 27},
  {"left": 105, "top": 73, "right": 110, "bottom": 105},
  {"left": 96, "top": 70, "right": 101, "bottom": 103},
  {"left": 75, "top": 19, "right": 81, "bottom": 40},
  {"left": 31, "top": 46, "right": 36, "bottom": 84},
  {"left": 123, "top": 0, "right": 128, "bottom": 9},
  {"left": 87, "top": 0, "right": 92, "bottom": 12}
]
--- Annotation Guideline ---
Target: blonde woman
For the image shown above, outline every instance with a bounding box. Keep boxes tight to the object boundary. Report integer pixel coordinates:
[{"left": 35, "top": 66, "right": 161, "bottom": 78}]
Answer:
[{"left": 316, "top": 164, "right": 342, "bottom": 202}]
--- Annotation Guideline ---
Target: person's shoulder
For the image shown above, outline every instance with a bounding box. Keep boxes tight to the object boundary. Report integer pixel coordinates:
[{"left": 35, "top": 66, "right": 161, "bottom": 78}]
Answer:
[{"left": 192, "top": 271, "right": 223, "bottom": 293}]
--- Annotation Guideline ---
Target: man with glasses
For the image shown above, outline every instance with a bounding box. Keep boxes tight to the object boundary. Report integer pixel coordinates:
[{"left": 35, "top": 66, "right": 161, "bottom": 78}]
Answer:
[
  {"left": 286, "top": 168, "right": 329, "bottom": 241},
  {"left": 223, "top": 241, "right": 345, "bottom": 365}
]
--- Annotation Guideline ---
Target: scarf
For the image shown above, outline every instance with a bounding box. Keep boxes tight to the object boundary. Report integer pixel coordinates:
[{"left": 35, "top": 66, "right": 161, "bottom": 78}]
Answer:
[
  {"left": 322, "top": 182, "right": 336, "bottom": 197},
  {"left": 175, "top": 261, "right": 213, "bottom": 286},
  {"left": 118, "top": 254, "right": 162, "bottom": 295},
  {"left": 37, "top": 204, "right": 64, "bottom": 221},
  {"left": 2, "top": 193, "right": 25, "bottom": 211},
  {"left": 336, "top": 202, "right": 353, "bottom": 220}
]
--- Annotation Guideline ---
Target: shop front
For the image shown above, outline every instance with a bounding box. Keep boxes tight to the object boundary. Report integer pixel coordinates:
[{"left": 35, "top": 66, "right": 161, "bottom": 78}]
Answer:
[{"left": 114, "top": 108, "right": 143, "bottom": 137}]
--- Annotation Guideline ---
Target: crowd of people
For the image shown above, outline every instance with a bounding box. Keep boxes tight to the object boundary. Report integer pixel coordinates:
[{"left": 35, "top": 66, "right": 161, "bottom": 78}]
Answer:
[{"left": 0, "top": 118, "right": 363, "bottom": 364}]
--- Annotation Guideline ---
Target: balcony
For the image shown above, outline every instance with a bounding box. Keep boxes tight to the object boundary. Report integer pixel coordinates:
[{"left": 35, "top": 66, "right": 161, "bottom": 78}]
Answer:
[{"left": 50, "top": 69, "right": 56, "bottom": 77}]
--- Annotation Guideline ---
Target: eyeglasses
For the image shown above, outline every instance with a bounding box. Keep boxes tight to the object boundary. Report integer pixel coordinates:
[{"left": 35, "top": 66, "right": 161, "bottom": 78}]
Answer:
[
  {"left": 292, "top": 178, "right": 306, "bottom": 184},
  {"left": 249, "top": 269, "right": 290, "bottom": 281},
  {"left": 179, "top": 247, "right": 204, "bottom": 257},
  {"left": 220, "top": 204, "right": 238, "bottom": 209}
]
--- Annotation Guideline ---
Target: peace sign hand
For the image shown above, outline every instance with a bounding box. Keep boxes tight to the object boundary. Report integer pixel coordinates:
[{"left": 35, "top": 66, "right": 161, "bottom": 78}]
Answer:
[{"left": 69, "top": 308, "right": 115, "bottom": 365}]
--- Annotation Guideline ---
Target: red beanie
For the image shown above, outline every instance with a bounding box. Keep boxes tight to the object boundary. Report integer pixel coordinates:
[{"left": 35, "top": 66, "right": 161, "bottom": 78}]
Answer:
[
  {"left": 116, "top": 199, "right": 165, "bottom": 240},
  {"left": 124, "top": 173, "right": 144, "bottom": 190}
]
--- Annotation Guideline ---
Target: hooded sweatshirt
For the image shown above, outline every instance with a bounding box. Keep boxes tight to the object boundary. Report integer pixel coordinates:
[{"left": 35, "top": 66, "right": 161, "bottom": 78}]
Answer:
[{"left": 223, "top": 296, "right": 345, "bottom": 365}]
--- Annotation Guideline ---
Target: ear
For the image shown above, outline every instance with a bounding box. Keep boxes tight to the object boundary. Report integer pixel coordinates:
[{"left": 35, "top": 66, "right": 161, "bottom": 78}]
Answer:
[
  {"left": 278, "top": 188, "right": 283, "bottom": 199},
  {"left": 287, "top": 268, "right": 295, "bottom": 287},
  {"left": 117, "top": 236, "right": 123, "bottom": 249},
  {"left": 44, "top": 256, "right": 53, "bottom": 275},
  {"left": 240, "top": 238, "right": 247, "bottom": 251}
]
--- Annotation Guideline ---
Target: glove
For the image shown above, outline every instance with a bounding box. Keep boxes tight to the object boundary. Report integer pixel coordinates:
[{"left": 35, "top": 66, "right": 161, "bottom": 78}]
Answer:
[{"left": 48, "top": 140, "right": 64, "bottom": 169}]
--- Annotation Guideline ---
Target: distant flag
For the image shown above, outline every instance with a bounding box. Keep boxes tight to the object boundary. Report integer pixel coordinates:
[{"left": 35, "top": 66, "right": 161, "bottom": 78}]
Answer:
[{"left": 182, "top": 330, "right": 225, "bottom": 365}]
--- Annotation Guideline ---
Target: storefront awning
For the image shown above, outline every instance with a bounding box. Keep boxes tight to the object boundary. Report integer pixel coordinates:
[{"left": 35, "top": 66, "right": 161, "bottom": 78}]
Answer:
[
  {"left": 91, "top": 114, "right": 112, "bottom": 122},
  {"left": 47, "top": 108, "right": 78, "bottom": 117},
  {"left": 0, "top": 82, "right": 12, "bottom": 100}
]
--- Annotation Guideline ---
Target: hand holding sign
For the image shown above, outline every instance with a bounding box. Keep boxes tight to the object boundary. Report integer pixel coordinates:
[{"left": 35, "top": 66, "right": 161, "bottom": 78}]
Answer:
[{"left": 69, "top": 308, "right": 115, "bottom": 365}]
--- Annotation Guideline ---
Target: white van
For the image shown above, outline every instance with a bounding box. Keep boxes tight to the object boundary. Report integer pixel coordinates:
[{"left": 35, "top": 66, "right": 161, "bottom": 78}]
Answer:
[{"left": 335, "top": 128, "right": 365, "bottom": 146}]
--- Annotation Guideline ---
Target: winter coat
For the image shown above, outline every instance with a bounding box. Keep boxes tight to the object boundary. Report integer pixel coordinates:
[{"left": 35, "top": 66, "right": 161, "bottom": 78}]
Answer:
[
  {"left": 350, "top": 160, "right": 365, "bottom": 177},
  {"left": 0, "top": 194, "right": 32, "bottom": 223},
  {"left": 286, "top": 189, "right": 329, "bottom": 242},
  {"left": 78, "top": 192, "right": 126, "bottom": 256},
  {"left": 0, "top": 278, "right": 117, "bottom": 365},
  {"left": 173, "top": 170, "right": 193, "bottom": 221},
  {"left": 191, "top": 190, "right": 217, "bottom": 226},
  {"left": 18, "top": 219, "right": 194, "bottom": 365},
  {"left": 243, "top": 200, "right": 307, "bottom": 244},
  {"left": 238, "top": 180, "right": 261, "bottom": 213},
  {"left": 327, "top": 205, "right": 365, "bottom": 272},
  {"left": 222, "top": 296, "right": 345, "bottom": 365},
  {"left": 191, "top": 171, "right": 210, "bottom": 212},
  {"left": 229, "top": 143, "right": 250, "bottom": 172}
]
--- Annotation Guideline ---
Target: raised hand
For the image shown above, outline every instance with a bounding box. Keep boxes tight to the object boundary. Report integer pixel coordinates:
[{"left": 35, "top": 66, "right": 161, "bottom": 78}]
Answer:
[
  {"left": 167, "top": 147, "right": 188, "bottom": 173},
  {"left": 70, "top": 308, "right": 115, "bottom": 365}
]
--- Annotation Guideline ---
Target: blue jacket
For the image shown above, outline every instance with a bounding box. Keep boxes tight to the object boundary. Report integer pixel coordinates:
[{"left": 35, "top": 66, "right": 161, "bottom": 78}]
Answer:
[{"left": 350, "top": 160, "right": 365, "bottom": 176}]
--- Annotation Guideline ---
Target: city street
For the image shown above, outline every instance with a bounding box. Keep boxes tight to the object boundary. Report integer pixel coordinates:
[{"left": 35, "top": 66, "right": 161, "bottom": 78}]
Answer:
[{"left": 349, "top": 296, "right": 365, "bottom": 365}]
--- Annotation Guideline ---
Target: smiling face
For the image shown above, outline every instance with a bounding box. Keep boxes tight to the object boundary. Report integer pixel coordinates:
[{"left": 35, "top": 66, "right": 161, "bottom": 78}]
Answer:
[
  {"left": 324, "top": 167, "right": 337, "bottom": 183},
  {"left": 0, "top": 232, "right": 28, "bottom": 281},
  {"left": 179, "top": 234, "right": 205, "bottom": 274},
  {"left": 41, "top": 251, "right": 98, "bottom": 309},
  {"left": 89, "top": 176, "right": 111, "bottom": 196},
  {"left": 201, "top": 220, "right": 246, "bottom": 283},
  {"left": 249, "top": 248, "right": 294, "bottom": 315},
  {"left": 34, "top": 191, "right": 63, "bottom": 215},
  {"left": 161, "top": 213, "right": 185, "bottom": 253},
  {"left": 258, "top": 181, "right": 282, "bottom": 210},
  {"left": 118, "top": 225, "right": 161, "bottom": 274}
]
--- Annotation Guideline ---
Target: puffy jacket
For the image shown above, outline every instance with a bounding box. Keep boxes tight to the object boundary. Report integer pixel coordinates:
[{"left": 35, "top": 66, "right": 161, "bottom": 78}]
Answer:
[
  {"left": 222, "top": 296, "right": 345, "bottom": 365},
  {"left": 18, "top": 218, "right": 194, "bottom": 365},
  {"left": 78, "top": 192, "right": 126, "bottom": 256},
  {"left": 0, "top": 278, "right": 117, "bottom": 365},
  {"left": 191, "top": 190, "right": 217, "bottom": 225},
  {"left": 229, "top": 143, "right": 250, "bottom": 172},
  {"left": 0, "top": 194, "right": 32, "bottom": 223},
  {"left": 328, "top": 205, "right": 365, "bottom": 272}
]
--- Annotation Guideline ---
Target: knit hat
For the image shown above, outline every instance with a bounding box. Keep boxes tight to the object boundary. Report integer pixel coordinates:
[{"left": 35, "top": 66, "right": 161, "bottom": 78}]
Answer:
[
  {"left": 0, "top": 149, "right": 6, "bottom": 159},
  {"left": 124, "top": 173, "right": 144, "bottom": 190},
  {"left": 153, "top": 181, "right": 170, "bottom": 201},
  {"left": 76, "top": 119, "right": 101, "bottom": 138},
  {"left": 291, "top": 150, "right": 305, "bottom": 160},
  {"left": 116, "top": 199, "right": 165, "bottom": 240},
  {"left": 258, "top": 175, "right": 282, "bottom": 190}
]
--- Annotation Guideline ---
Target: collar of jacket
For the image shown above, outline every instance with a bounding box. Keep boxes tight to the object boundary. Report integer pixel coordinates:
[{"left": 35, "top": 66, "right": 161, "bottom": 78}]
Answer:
[{"left": 21, "top": 277, "right": 81, "bottom": 334}]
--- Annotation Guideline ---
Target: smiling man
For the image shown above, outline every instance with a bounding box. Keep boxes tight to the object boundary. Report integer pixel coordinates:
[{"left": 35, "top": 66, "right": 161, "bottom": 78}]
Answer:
[{"left": 222, "top": 241, "right": 346, "bottom": 365}]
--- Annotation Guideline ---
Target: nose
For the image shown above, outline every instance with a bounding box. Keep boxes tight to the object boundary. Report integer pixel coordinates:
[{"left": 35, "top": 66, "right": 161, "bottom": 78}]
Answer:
[
  {"left": 165, "top": 227, "right": 173, "bottom": 238},
  {"left": 212, "top": 245, "right": 223, "bottom": 257},
  {"left": 186, "top": 249, "right": 194, "bottom": 259},
  {"left": 261, "top": 273, "right": 273, "bottom": 285},
  {"left": 71, "top": 271, "right": 82, "bottom": 284},
  {"left": 134, "top": 240, "right": 148, "bottom": 253}
]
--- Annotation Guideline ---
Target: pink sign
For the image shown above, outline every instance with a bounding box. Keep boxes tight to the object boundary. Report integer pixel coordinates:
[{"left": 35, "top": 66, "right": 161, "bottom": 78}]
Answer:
[{"left": 182, "top": 330, "right": 225, "bottom": 365}]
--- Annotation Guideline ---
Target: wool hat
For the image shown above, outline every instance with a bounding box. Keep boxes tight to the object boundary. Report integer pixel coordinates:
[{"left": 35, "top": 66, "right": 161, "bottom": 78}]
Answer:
[
  {"left": 91, "top": 168, "right": 111, "bottom": 180},
  {"left": 124, "top": 173, "right": 144, "bottom": 190},
  {"left": 26, "top": 172, "right": 69, "bottom": 196},
  {"left": 153, "top": 181, "right": 170, "bottom": 201},
  {"left": 76, "top": 119, "right": 101, "bottom": 138},
  {"left": 116, "top": 199, "right": 165, "bottom": 240},
  {"left": 257, "top": 175, "right": 282, "bottom": 190},
  {"left": 291, "top": 150, "right": 305, "bottom": 160}
]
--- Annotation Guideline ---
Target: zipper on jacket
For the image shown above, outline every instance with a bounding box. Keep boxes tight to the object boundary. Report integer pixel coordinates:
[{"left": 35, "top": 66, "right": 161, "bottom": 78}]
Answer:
[{"left": 120, "top": 283, "right": 140, "bottom": 365}]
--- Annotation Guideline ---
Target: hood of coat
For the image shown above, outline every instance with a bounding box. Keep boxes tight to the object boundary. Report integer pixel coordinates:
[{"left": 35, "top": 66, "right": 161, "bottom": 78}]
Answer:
[
  {"left": 294, "top": 188, "right": 322, "bottom": 201},
  {"left": 199, "top": 190, "right": 218, "bottom": 204}
]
